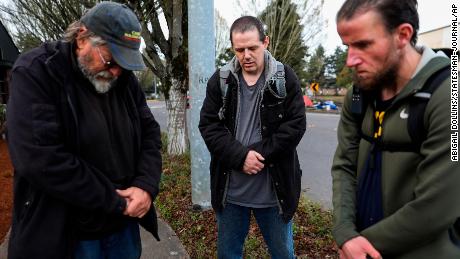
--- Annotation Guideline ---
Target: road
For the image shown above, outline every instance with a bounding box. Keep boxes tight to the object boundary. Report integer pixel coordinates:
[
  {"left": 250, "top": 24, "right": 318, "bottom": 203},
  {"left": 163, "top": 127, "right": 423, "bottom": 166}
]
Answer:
[
  {"left": 300, "top": 112, "right": 340, "bottom": 209},
  {"left": 148, "top": 101, "right": 340, "bottom": 210}
]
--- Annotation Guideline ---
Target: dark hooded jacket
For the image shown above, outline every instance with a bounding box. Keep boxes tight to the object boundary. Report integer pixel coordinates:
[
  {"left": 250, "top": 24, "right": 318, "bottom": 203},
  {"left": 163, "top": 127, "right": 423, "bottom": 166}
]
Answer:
[
  {"left": 6, "top": 41, "right": 162, "bottom": 259},
  {"left": 199, "top": 51, "right": 306, "bottom": 222}
]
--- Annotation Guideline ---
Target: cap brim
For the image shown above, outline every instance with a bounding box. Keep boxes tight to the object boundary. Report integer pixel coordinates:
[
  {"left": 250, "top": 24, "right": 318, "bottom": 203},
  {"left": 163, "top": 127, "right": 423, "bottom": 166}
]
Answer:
[{"left": 107, "top": 42, "right": 146, "bottom": 71}]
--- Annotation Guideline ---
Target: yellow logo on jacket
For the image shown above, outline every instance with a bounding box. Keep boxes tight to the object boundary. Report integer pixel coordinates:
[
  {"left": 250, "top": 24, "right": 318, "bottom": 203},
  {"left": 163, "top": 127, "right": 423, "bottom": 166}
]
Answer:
[{"left": 374, "top": 111, "right": 385, "bottom": 139}]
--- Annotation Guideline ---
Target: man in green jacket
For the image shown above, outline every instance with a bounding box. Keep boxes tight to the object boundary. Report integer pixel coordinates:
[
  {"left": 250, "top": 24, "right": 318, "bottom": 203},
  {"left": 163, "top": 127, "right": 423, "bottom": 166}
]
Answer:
[{"left": 331, "top": 0, "right": 459, "bottom": 258}]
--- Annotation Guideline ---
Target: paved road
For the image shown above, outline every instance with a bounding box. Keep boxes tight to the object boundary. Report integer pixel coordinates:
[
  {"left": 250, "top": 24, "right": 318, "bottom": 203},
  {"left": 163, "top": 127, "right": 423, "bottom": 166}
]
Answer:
[
  {"left": 148, "top": 101, "right": 340, "bottom": 210},
  {"left": 148, "top": 100, "right": 167, "bottom": 131},
  {"left": 300, "top": 112, "right": 340, "bottom": 209}
]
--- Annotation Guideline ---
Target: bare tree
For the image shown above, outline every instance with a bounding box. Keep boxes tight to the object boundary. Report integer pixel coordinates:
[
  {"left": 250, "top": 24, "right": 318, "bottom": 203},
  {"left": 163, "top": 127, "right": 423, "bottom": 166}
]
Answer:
[
  {"left": 215, "top": 9, "right": 229, "bottom": 61},
  {"left": 122, "top": 0, "right": 188, "bottom": 155},
  {"left": 0, "top": 0, "right": 96, "bottom": 51}
]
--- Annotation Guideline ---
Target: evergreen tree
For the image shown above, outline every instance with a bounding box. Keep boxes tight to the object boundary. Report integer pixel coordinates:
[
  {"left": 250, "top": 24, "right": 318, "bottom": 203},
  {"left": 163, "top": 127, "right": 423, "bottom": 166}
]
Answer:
[
  {"left": 258, "top": 0, "right": 308, "bottom": 84},
  {"left": 305, "top": 44, "right": 326, "bottom": 87}
]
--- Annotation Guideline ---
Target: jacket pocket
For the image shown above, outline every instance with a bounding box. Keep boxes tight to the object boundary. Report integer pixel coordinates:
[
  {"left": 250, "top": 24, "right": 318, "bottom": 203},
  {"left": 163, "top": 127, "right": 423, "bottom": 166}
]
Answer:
[
  {"left": 32, "top": 104, "right": 60, "bottom": 145},
  {"left": 265, "top": 102, "right": 285, "bottom": 128}
]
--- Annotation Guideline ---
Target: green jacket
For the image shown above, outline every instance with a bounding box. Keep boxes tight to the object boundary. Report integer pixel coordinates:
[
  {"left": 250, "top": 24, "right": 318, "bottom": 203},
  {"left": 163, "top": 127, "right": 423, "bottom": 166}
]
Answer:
[{"left": 332, "top": 56, "right": 460, "bottom": 258}]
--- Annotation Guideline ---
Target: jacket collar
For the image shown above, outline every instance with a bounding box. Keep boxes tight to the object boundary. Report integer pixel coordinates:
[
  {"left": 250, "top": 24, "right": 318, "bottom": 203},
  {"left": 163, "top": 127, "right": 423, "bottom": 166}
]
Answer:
[
  {"left": 394, "top": 55, "right": 450, "bottom": 103},
  {"left": 43, "top": 41, "right": 75, "bottom": 86}
]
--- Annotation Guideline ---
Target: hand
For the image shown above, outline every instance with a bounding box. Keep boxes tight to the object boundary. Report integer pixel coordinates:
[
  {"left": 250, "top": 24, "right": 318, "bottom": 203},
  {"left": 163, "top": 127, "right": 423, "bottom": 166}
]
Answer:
[
  {"left": 341, "top": 236, "right": 381, "bottom": 259},
  {"left": 243, "top": 150, "right": 265, "bottom": 174},
  {"left": 116, "top": 187, "right": 152, "bottom": 218}
]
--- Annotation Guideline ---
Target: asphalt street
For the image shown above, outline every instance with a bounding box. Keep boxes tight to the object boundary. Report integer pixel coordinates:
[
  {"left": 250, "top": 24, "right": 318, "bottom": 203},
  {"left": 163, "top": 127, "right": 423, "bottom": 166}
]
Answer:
[
  {"left": 148, "top": 101, "right": 340, "bottom": 210},
  {"left": 299, "top": 112, "right": 340, "bottom": 209}
]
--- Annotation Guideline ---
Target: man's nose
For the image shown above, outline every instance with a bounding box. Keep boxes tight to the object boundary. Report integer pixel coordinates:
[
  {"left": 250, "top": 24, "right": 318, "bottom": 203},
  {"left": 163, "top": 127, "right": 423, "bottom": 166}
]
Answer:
[
  {"left": 109, "top": 65, "right": 123, "bottom": 77},
  {"left": 244, "top": 49, "right": 251, "bottom": 59},
  {"left": 346, "top": 48, "right": 362, "bottom": 67}
]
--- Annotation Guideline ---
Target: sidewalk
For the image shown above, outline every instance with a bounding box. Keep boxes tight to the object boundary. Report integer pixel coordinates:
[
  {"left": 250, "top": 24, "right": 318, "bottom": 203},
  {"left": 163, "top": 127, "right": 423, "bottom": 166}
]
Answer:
[{"left": 0, "top": 218, "right": 189, "bottom": 259}]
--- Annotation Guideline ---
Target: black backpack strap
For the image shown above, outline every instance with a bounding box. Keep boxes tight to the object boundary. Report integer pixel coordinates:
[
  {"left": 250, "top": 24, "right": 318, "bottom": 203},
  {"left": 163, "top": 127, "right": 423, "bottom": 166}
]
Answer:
[
  {"left": 218, "top": 68, "right": 231, "bottom": 120},
  {"left": 407, "top": 65, "right": 451, "bottom": 150},
  {"left": 351, "top": 85, "right": 374, "bottom": 142},
  {"left": 353, "top": 65, "right": 450, "bottom": 152}
]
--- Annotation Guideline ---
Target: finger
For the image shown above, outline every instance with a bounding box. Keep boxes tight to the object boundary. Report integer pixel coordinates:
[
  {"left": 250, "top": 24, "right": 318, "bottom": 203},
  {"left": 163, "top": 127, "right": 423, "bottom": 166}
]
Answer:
[
  {"left": 254, "top": 162, "right": 264, "bottom": 170},
  {"left": 365, "top": 245, "right": 381, "bottom": 259},
  {"left": 254, "top": 152, "right": 265, "bottom": 161},
  {"left": 116, "top": 189, "right": 132, "bottom": 197},
  {"left": 369, "top": 252, "right": 382, "bottom": 259}
]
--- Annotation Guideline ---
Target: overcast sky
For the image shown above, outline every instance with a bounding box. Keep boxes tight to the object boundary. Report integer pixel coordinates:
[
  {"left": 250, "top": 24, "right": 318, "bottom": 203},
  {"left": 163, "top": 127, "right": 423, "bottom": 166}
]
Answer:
[{"left": 215, "top": 0, "right": 452, "bottom": 54}]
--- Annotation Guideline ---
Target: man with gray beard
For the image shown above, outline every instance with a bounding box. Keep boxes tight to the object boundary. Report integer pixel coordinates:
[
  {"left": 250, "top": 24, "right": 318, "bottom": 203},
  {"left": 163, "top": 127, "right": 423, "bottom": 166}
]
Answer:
[{"left": 6, "top": 2, "right": 162, "bottom": 259}]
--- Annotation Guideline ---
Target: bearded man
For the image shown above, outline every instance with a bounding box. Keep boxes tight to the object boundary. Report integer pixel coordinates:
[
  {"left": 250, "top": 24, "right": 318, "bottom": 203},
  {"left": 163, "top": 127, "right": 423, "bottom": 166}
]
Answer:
[
  {"left": 331, "top": 1, "right": 459, "bottom": 259},
  {"left": 6, "top": 2, "right": 162, "bottom": 258}
]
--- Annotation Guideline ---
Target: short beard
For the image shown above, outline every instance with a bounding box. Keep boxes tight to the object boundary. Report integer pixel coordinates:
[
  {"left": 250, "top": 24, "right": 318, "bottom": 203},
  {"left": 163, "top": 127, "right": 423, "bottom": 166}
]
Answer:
[
  {"left": 354, "top": 63, "right": 399, "bottom": 92},
  {"left": 78, "top": 56, "right": 117, "bottom": 94},
  {"left": 354, "top": 53, "right": 400, "bottom": 92}
]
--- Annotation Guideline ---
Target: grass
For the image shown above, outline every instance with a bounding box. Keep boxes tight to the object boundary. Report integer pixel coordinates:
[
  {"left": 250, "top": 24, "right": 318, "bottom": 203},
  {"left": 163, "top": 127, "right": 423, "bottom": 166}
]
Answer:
[{"left": 156, "top": 134, "right": 338, "bottom": 258}]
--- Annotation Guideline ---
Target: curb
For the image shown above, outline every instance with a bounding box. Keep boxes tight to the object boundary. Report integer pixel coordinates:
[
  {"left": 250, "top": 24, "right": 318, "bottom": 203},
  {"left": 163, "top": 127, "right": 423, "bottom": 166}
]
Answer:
[{"left": 0, "top": 218, "right": 189, "bottom": 259}]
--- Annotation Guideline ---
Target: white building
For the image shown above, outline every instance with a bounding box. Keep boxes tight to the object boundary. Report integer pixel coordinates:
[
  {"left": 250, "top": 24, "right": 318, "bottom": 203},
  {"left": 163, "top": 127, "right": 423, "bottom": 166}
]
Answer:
[{"left": 417, "top": 25, "right": 450, "bottom": 49}]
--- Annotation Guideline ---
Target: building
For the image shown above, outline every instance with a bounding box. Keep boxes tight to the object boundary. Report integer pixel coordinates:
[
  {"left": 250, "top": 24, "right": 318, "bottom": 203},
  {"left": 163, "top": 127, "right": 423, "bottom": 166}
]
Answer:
[
  {"left": 418, "top": 25, "right": 450, "bottom": 49},
  {"left": 0, "top": 20, "right": 19, "bottom": 105}
]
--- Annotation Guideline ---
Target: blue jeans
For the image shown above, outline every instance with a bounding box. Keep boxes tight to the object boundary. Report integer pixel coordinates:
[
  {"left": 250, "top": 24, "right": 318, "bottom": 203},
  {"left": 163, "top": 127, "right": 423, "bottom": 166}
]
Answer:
[
  {"left": 216, "top": 203, "right": 294, "bottom": 259},
  {"left": 73, "top": 221, "right": 141, "bottom": 259}
]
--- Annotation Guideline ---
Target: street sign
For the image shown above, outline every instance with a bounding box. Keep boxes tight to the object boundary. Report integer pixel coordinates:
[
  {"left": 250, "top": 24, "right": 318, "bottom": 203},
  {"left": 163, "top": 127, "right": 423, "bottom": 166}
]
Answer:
[{"left": 310, "top": 82, "right": 320, "bottom": 92}]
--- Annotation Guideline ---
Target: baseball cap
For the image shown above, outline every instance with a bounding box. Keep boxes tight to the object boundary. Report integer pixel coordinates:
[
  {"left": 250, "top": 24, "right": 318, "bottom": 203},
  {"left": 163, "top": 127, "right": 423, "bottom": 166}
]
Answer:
[{"left": 80, "top": 1, "right": 146, "bottom": 71}]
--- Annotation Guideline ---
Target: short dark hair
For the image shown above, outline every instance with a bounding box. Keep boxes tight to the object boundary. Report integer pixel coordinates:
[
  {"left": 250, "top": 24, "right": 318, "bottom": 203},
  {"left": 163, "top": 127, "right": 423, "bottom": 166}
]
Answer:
[
  {"left": 336, "top": 0, "right": 419, "bottom": 46},
  {"left": 230, "top": 16, "right": 265, "bottom": 45}
]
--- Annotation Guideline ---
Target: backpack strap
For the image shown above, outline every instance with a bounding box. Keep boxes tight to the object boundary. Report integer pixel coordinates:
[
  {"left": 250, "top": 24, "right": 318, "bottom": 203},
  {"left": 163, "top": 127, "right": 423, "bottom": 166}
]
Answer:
[
  {"left": 267, "top": 61, "right": 286, "bottom": 98},
  {"left": 218, "top": 61, "right": 286, "bottom": 120},
  {"left": 219, "top": 69, "right": 231, "bottom": 100},
  {"left": 407, "top": 65, "right": 450, "bottom": 150},
  {"left": 351, "top": 85, "right": 373, "bottom": 143},
  {"left": 218, "top": 68, "right": 231, "bottom": 120},
  {"left": 352, "top": 65, "right": 450, "bottom": 152}
]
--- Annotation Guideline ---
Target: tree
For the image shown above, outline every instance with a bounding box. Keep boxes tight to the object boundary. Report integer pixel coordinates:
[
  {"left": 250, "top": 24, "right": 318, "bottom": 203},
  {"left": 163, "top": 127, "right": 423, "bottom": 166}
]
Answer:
[
  {"left": 135, "top": 69, "right": 155, "bottom": 93},
  {"left": 122, "top": 0, "right": 189, "bottom": 155},
  {"left": 233, "top": 0, "right": 324, "bottom": 86},
  {"left": 325, "top": 46, "right": 346, "bottom": 78},
  {"left": 0, "top": 0, "right": 97, "bottom": 51},
  {"left": 216, "top": 47, "right": 234, "bottom": 68},
  {"left": 215, "top": 9, "right": 230, "bottom": 62},
  {"left": 258, "top": 0, "right": 308, "bottom": 80},
  {"left": 305, "top": 44, "right": 326, "bottom": 87},
  {"left": 324, "top": 46, "right": 353, "bottom": 88},
  {"left": 1, "top": 0, "right": 190, "bottom": 155},
  {"left": 336, "top": 66, "right": 354, "bottom": 88}
]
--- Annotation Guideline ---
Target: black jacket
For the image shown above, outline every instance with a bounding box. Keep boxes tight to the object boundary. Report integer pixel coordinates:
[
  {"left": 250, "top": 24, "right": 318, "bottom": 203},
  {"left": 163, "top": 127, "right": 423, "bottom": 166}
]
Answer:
[
  {"left": 199, "top": 53, "right": 306, "bottom": 222},
  {"left": 6, "top": 41, "right": 162, "bottom": 259}
]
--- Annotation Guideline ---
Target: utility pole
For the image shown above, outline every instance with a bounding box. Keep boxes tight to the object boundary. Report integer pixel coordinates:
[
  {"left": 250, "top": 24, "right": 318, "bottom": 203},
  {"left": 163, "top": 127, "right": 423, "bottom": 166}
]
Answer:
[{"left": 188, "top": 0, "right": 214, "bottom": 210}]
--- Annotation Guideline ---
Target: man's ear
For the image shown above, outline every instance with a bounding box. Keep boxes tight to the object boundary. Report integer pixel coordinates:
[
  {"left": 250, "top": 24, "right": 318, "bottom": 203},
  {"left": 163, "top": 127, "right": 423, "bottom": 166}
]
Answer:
[
  {"left": 263, "top": 35, "right": 269, "bottom": 49},
  {"left": 395, "top": 23, "right": 414, "bottom": 49},
  {"left": 75, "top": 27, "right": 88, "bottom": 49}
]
